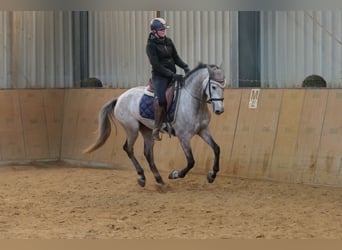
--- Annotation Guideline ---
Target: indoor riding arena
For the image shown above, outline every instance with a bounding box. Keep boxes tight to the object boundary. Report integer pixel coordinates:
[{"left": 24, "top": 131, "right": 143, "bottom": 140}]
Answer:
[{"left": 1, "top": 88, "right": 342, "bottom": 239}]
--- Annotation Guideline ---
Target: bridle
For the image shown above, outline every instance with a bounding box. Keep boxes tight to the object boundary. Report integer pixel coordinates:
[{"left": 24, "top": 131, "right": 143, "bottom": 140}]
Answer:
[
  {"left": 182, "top": 68, "right": 226, "bottom": 104},
  {"left": 205, "top": 77, "right": 227, "bottom": 104}
]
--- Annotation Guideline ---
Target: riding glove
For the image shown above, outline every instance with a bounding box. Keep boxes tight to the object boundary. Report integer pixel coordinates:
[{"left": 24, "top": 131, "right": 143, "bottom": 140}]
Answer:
[
  {"left": 184, "top": 66, "right": 190, "bottom": 74},
  {"left": 173, "top": 74, "right": 184, "bottom": 82}
]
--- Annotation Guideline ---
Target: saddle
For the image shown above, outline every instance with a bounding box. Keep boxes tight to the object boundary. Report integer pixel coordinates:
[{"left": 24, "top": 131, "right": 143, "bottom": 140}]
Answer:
[
  {"left": 139, "top": 79, "right": 179, "bottom": 137},
  {"left": 146, "top": 78, "right": 175, "bottom": 111}
]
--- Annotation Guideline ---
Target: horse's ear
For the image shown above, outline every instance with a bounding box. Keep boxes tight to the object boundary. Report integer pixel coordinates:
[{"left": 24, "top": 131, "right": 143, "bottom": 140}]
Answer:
[
  {"left": 207, "top": 64, "right": 214, "bottom": 77},
  {"left": 219, "top": 61, "right": 224, "bottom": 69}
]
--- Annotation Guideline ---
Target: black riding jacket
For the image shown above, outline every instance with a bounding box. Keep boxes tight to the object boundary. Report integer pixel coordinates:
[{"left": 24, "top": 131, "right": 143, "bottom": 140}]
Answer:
[{"left": 146, "top": 32, "right": 188, "bottom": 79}]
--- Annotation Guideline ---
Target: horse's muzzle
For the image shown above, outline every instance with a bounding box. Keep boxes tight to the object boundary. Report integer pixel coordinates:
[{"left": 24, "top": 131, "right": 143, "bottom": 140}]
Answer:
[
  {"left": 214, "top": 109, "right": 224, "bottom": 115},
  {"left": 210, "top": 98, "right": 224, "bottom": 115},
  {"left": 212, "top": 101, "right": 224, "bottom": 115}
]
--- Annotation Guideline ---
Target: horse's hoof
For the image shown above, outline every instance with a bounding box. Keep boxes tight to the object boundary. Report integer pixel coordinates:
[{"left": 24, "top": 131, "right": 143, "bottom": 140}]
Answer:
[
  {"left": 156, "top": 176, "right": 165, "bottom": 185},
  {"left": 207, "top": 172, "right": 216, "bottom": 183},
  {"left": 168, "top": 170, "right": 179, "bottom": 179},
  {"left": 155, "top": 183, "right": 169, "bottom": 193},
  {"left": 137, "top": 178, "right": 146, "bottom": 187}
]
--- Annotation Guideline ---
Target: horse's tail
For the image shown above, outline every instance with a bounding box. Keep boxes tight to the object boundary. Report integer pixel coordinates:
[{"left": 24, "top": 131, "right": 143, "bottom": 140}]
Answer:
[{"left": 83, "top": 98, "right": 117, "bottom": 154}]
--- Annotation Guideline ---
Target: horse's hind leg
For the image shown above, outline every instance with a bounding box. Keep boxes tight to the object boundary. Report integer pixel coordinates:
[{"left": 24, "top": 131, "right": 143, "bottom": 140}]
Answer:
[
  {"left": 140, "top": 125, "right": 165, "bottom": 185},
  {"left": 198, "top": 129, "right": 220, "bottom": 183},
  {"left": 123, "top": 129, "right": 146, "bottom": 187}
]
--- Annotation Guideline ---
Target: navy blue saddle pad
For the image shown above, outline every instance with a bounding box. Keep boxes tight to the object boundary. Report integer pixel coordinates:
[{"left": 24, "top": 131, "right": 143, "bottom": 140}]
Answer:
[{"left": 139, "top": 90, "right": 178, "bottom": 122}]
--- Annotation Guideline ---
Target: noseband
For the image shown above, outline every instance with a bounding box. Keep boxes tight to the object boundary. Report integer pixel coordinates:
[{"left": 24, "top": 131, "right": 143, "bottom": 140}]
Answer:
[{"left": 206, "top": 77, "right": 226, "bottom": 104}]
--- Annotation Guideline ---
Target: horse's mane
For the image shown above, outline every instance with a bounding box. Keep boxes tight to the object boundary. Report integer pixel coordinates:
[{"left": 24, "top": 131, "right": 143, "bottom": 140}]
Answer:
[{"left": 185, "top": 62, "right": 208, "bottom": 79}]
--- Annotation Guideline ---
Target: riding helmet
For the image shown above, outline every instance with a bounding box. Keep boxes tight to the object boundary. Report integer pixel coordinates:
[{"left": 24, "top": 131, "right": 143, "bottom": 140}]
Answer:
[{"left": 150, "top": 17, "right": 170, "bottom": 30}]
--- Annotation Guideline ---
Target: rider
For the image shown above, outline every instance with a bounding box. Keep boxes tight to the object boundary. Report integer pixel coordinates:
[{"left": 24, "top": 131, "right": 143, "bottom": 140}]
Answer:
[{"left": 146, "top": 17, "right": 190, "bottom": 141}]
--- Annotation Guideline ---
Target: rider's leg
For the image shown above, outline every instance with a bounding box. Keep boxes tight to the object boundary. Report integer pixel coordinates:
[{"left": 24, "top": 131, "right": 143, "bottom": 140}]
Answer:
[
  {"left": 152, "top": 99, "right": 165, "bottom": 141},
  {"left": 151, "top": 75, "right": 169, "bottom": 141}
]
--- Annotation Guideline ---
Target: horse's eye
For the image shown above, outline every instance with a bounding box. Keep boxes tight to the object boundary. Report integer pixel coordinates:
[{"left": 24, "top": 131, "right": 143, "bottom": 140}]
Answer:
[{"left": 212, "top": 86, "right": 217, "bottom": 90}]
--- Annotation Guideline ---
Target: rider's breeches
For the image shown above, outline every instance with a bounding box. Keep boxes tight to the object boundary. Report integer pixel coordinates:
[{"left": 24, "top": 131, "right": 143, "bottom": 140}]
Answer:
[{"left": 151, "top": 75, "right": 170, "bottom": 108}]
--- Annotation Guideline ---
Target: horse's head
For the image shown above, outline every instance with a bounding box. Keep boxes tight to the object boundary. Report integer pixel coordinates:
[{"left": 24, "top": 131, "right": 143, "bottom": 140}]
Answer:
[{"left": 205, "top": 64, "right": 226, "bottom": 115}]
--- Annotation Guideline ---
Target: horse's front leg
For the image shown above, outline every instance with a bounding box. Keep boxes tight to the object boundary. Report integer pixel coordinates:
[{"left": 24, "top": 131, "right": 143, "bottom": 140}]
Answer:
[
  {"left": 168, "top": 138, "right": 195, "bottom": 180},
  {"left": 198, "top": 129, "right": 220, "bottom": 183}
]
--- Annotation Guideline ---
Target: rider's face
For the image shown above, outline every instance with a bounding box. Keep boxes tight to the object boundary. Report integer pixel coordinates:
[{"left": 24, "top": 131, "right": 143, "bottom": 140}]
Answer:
[{"left": 155, "top": 29, "right": 166, "bottom": 38}]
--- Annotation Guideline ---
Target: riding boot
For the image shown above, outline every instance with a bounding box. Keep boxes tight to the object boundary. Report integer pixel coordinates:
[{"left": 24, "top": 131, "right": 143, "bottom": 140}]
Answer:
[{"left": 152, "top": 105, "right": 165, "bottom": 141}]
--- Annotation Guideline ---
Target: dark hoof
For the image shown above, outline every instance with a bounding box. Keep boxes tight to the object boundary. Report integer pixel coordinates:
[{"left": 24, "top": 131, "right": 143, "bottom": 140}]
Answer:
[
  {"left": 137, "top": 177, "right": 146, "bottom": 187},
  {"left": 207, "top": 172, "right": 216, "bottom": 183},
  {"left": 168, "top": 170, "right": 179, "bottom": 179}
]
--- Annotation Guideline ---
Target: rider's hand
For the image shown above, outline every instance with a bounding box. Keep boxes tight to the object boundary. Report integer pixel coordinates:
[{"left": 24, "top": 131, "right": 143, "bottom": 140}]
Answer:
[
  {"left": 183, "top": 66, "right": 190, "bottom": 74},
  {"left": 173, "top": 74, "right": 184, "bottom": 82}
]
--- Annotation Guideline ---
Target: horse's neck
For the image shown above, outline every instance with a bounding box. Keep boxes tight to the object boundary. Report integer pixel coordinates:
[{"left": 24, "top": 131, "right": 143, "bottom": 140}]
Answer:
[
  {"left": 184, "top": 70, "right": 207, "bottom": 99},
  {"left": 179, "top": 70, "right": 208, "bottom": 114}
]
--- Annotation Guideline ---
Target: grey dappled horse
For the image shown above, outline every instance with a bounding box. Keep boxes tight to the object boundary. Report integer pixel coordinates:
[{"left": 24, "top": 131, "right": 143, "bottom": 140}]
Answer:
[{"left": 84, "top": 63, "right": 226, "bottom": 187}]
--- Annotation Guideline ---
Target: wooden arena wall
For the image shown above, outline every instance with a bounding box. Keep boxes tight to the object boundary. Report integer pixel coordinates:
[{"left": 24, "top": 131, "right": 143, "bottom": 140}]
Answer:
[
  {"left": 0, "top": 89, "right": 64, "bottom": 163},
  {"left": 0, "top": 88, "right": 342, "bottom": 187}
]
